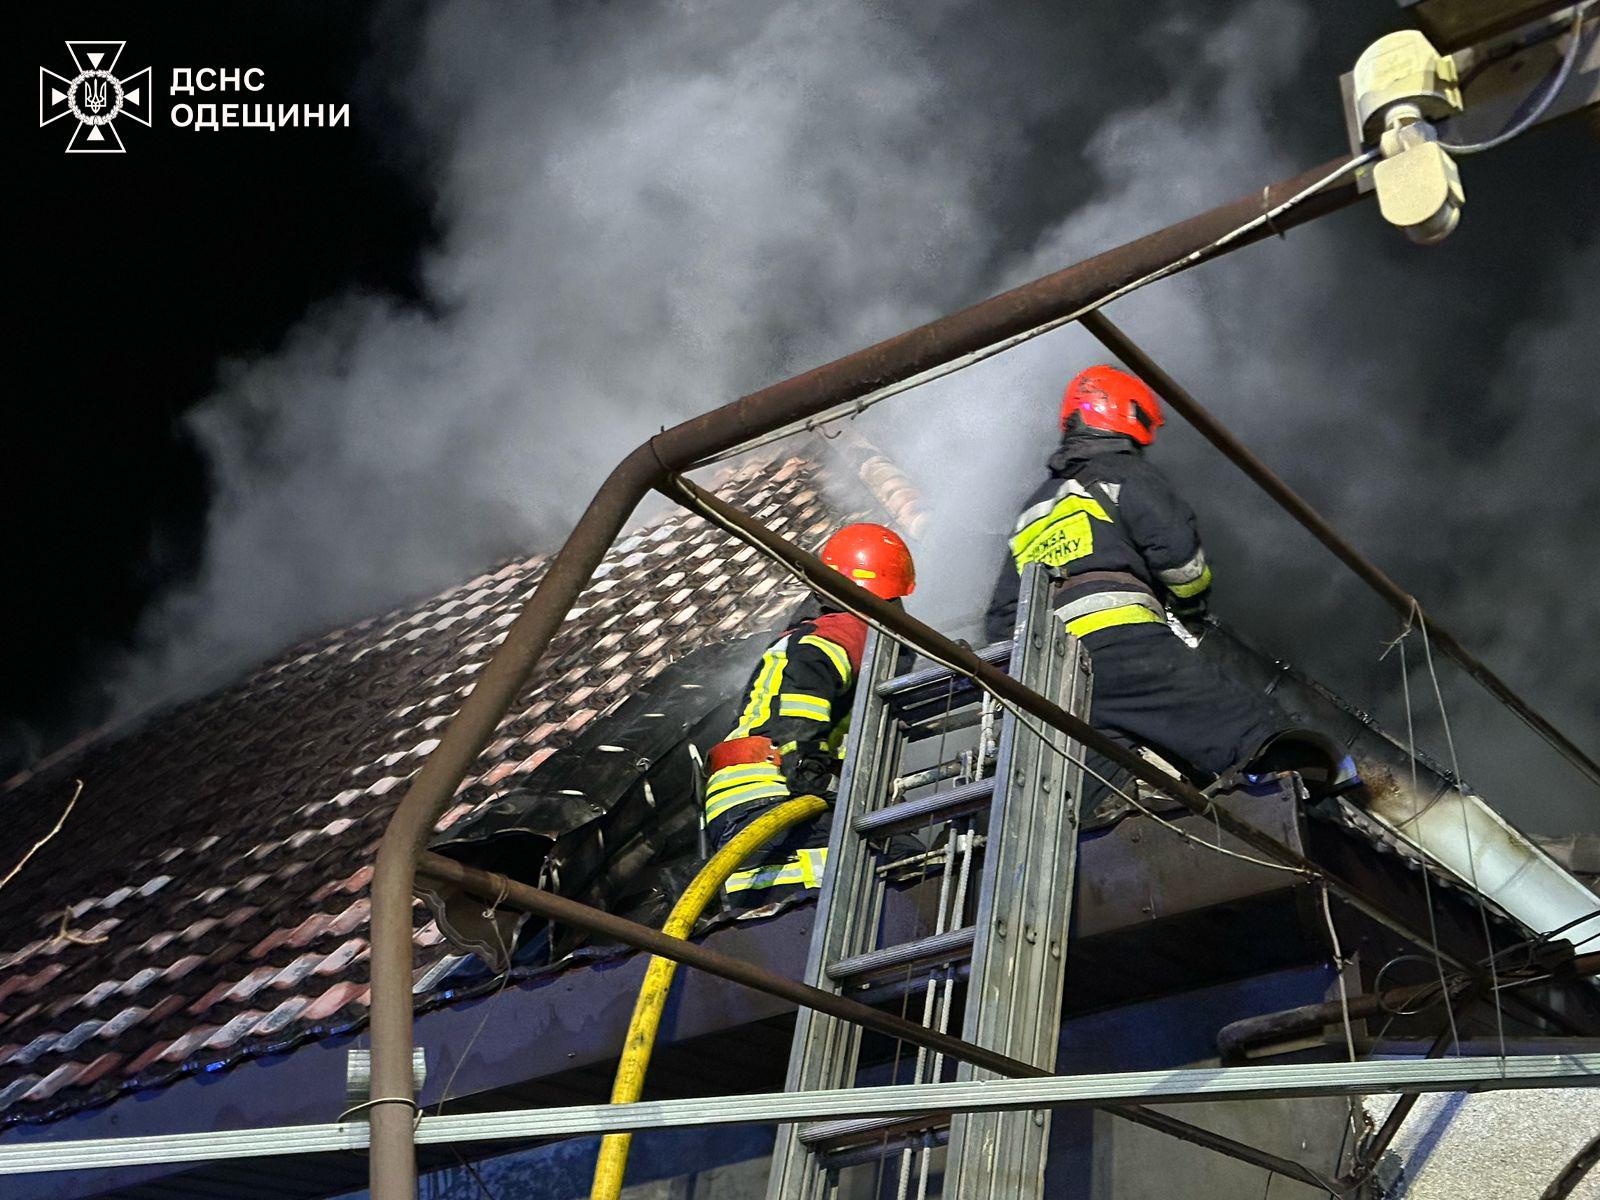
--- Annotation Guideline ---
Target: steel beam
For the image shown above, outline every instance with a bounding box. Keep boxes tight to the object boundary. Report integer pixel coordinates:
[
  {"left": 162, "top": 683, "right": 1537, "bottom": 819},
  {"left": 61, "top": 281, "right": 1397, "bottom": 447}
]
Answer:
[
  {"left": 4, "top": 1056, "right": 1593, "bottom": 1177},
  {"left": 365, "top": 153, "right": 1374, "bottom": 1197}
]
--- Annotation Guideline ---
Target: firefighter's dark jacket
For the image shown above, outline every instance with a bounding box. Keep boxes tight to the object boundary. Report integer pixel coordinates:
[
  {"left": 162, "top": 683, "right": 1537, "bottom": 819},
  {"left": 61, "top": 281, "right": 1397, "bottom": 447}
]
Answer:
[
  {"left": 703, "top": 602, "right": 866, "bottom": 838},
  {"left": 985, "top": 435, "right": 1213, "bottom": 642}
]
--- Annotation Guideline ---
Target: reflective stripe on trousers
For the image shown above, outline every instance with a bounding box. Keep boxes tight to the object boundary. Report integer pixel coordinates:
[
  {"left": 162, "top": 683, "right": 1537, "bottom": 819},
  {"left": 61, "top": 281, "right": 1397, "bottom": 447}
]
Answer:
[{"left": 725, "top": 847, "right": 828, "bottom": 893}]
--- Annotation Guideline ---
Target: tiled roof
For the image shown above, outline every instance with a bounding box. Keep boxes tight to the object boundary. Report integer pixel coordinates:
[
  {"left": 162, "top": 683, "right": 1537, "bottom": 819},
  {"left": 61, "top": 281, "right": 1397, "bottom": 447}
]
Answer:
[{"left": 0, "top": 452, "right": 884, "bottom": 1124}]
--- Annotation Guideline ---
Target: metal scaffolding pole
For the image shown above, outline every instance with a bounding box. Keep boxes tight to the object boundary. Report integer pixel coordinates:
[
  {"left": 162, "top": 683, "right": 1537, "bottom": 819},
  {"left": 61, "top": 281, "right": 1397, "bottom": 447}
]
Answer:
[
  {"left": 4, "top": 1055, "right": 1593, "bottom": 1177},
  {"left": 1078, "top": 310, "right": 1600, "bottom": 791},
  {"left": 365, "top": 154, "right": 1372, "bottom": 1198}
]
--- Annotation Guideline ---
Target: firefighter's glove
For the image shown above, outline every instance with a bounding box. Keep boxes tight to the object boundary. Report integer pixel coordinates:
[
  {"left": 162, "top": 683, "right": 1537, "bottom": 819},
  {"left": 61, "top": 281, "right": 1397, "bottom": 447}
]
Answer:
[
  {"left": 782, "top": 750, "right": 834, "bottom": 801},
  {"left": 1167, "top": 594, "right": 1209, "bottom": 636}
]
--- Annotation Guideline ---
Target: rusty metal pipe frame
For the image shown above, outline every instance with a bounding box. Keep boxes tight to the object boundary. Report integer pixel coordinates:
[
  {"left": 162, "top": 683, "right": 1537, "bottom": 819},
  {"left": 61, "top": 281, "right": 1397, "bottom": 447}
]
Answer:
[
  {"left": 1218, "top": 978, "right": 1465, "bottom": 1061},
  {"left": 1079, "top": 310, "right": 1600, "bottom": 791},
  {"left": 1218, "top": 950, "right": 1600, "bottom": 1060},
  {"left": 670, "top": 472, "right": 1511, "bottom": 976},
  {"left": 1344, "top": 978, "right": 1483, "bottom": 1189},
  {"left": 417, "top": 853, "right": 1344, "bottom": 1194},
  {"left": 367, "top": 154, "right": 1370, "bottom": 1197}
]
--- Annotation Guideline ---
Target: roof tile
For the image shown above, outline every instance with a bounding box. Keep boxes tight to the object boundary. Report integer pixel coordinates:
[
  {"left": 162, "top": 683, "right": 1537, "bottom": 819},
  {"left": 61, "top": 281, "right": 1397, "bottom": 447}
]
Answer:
[{"left": 0, "top": 454, "right": 865, "bottom": 1125}]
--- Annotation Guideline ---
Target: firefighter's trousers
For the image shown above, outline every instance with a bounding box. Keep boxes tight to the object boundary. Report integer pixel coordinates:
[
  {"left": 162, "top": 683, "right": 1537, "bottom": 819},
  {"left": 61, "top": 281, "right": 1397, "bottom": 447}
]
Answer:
[
  {"left": 1077, "top": 623, "right": 1287, "bottom": 809},
  {"left": 707, "top": 797, "right": 834, "bottom": 907}
]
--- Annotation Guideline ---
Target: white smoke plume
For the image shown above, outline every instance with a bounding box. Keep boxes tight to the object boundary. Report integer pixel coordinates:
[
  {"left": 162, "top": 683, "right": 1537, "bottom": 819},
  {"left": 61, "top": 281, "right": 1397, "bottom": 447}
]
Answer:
[{"left": 111, "top": 1, "right": 1597, "bottom": 830}]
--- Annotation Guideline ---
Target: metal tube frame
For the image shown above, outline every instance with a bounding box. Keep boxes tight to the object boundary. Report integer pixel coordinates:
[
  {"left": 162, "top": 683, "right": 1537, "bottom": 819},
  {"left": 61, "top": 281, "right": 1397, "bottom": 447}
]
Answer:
[
  {"left": 366, "top": 153, "right": 1376, "bottom": 1197},
  {"left": 417, "top": 854, "right": 1333, "bottom": 1193},
  {"left": 4, "top": 1054, "right": 1594, "bottom": 1178},
  {"left": 365, "top": 144, "right": 1593, "bottom": 1196}
]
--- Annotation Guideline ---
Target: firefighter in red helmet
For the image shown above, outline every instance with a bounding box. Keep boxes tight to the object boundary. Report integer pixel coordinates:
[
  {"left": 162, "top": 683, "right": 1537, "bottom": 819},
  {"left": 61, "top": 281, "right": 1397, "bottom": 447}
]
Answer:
[
  {"left": 986, "top": 364, "right": 1298, "bottom": 812},
  {"left": 705, "top": 523, "right": 915, "bottom": 901}
]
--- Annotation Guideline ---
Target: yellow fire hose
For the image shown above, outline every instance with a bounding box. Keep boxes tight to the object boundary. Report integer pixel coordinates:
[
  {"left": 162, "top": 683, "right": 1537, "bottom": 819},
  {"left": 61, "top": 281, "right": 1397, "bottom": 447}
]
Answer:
[{"left": 589, "top": 793, "right": 829, "bottom": 1200}]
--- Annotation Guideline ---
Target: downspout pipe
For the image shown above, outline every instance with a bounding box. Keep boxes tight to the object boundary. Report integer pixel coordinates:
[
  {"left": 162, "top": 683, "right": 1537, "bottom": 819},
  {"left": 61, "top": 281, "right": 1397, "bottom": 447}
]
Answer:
[
  {"left": 367, "top": 155, "right": 1369, "bottom": 1198},
  {"left": 1079, "top": 310, "right": 1600, "bottom": 791}
]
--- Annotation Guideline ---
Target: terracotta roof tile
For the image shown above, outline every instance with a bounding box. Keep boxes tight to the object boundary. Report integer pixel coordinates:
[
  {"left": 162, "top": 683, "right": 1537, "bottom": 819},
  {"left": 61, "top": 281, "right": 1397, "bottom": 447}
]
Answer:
[
  {"left": 69, "top": 1052, "right": 124, "bottom": 1090},
  {"left": 0, "top": 453, "right": 882, "bottom": 1124}
]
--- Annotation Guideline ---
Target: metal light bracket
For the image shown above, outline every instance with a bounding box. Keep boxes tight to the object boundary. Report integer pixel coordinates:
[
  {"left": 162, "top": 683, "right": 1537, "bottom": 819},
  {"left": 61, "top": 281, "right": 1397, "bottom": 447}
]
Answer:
[{"left": 1351, "top": 30, "right": 1467, "bottom": 244}]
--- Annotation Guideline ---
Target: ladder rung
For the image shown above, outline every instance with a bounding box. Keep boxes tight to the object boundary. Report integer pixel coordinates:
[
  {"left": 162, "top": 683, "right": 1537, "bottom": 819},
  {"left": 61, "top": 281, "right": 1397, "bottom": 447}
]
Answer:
[
  {"left": 856, "top": 777, "right": 995, "bottom": 838},
  {"left": 876, "top": 639, "right": 1012, "bottom": 697},
  {"left": 852, "top": 962, "right": 970, "bottom": 1007},
  {"left": 827, "top": 927, "right": 975, "bottom": 985},
  {"left": 800, "top": 1113, "right": 950, "bottom": 1149},
  {"left": 814, "top": 1126, "right": 950, "bottom": 1171}
]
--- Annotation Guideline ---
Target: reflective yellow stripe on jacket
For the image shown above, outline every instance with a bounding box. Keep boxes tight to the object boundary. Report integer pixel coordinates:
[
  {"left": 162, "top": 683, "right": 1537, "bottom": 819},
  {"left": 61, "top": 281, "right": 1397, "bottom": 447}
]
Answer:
[
  {"left": 798, "top": 634, "right": 852, "bottom": 684},
  {"left": 1063, "top": 603, "right": 1166, "bottom": 638},
  {"left": 730, "top": 641, "right": 788, "bottom": 737},
  {"left": 778, "top": 692, "right": 831, "bottom": 722},
  {"left": 1009, "top": 485, "right": 1113, "bottom": 571},
  {"left": 704, "top": 762, "right": 789, "bottom": 823},
  {"left": 1157, "top": 548, "right": 1213, "bottom": 598}
]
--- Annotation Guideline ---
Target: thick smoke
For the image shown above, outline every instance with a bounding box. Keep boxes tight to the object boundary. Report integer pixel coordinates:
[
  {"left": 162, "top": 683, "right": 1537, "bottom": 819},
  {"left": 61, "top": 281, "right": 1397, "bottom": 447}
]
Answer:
[
  {"left": 857, "top": 6, "right": 1599, "bottom": 829},
  {"left": 113, "top": 1, "right": 1597, "bottom": 829}
]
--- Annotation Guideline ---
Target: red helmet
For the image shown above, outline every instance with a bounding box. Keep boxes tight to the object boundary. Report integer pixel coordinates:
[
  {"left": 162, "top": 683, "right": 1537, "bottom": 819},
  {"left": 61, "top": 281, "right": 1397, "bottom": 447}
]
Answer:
[
  {"left": 1061, "top": 364, "right": 1164, "bottom": 445},
  {"left": 819, "top": 523, "right": 916, "bottom": 600}
]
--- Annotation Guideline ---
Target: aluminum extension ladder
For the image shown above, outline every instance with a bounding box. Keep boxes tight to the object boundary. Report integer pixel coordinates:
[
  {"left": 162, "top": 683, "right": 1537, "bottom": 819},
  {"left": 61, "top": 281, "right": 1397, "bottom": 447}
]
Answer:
[{"left": 766, "top": 564, "right": 1093, "bottom": 1200}]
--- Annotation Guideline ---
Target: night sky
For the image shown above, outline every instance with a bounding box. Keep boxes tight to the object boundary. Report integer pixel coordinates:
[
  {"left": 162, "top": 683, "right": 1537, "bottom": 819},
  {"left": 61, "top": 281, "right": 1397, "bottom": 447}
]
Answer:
[
  {"left": 11, "top": 3, "right": 1598, "bottom": 826},
  {"left": 12, "top": 2, "right": 432, "bottom": 767}
]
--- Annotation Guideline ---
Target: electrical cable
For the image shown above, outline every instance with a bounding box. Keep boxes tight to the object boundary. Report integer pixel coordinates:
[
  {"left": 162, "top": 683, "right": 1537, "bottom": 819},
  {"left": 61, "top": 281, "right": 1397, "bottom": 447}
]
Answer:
[
  {"left": 689, "top": 151, "right": 1377, "bottom": 472},
  {"left": 1056, "top": 743, "right": 1309, "bottom": 877},
  {"left": 1371, "top": 954, "right": 1451, "bottom": 1017},
  {"left": 1441, "top": 3, "right": 1594, "bottom": 155},
  {"left": 434, "top": 879, "right": 516, "bottom": 1123},
  {"left": 1320, "top": 883, "right": 1361, "bottom": 1064},
  {"left": 451, "top": 1147, "right": 501, "bottom": 1200}
]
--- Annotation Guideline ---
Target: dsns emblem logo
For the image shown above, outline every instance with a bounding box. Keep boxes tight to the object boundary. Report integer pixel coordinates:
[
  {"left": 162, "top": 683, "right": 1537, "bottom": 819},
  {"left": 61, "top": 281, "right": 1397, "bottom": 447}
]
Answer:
[{"left": 40, "top": 41, "right": 152, "bottom": 153}]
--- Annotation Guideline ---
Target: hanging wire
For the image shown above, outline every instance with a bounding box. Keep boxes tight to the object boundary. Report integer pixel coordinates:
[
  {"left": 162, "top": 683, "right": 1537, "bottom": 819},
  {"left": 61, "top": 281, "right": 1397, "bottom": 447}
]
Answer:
[
  {"left": 1048, "top": 735, "right": 1309, "bottom": 876},
  {"left": 450, "top": 1147, "right": 501, "bottom": 1200},
  {"left": 1319, "top": 875, "right": 1368, "bottom": 1165},
  {"left": 1320, "top": 883, "right": 1360, "bottom": 1064},
  {"left": 434, "top": 877, "right": 518, "bottom": 1120},
  {"left": 1413, "top": 607, "right": 1509, "bottom": 1065},
  {"left": 1394, "top": 631, "right": 1463, "bottom": 1053},
  {"left": 689, "top": 152, "right": 1378, "bottom": 473}
]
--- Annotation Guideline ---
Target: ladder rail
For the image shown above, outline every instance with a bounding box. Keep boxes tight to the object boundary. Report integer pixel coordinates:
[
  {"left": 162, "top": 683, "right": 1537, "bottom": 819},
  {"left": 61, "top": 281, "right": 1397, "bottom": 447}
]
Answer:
[
  {"left": 945, "top": 564, "right": 1090, "bottom": 1199},
  {"left": 767, "top": 565, "right": 1092, "bottom": 1200},
  {"left": 765, "top": 625, "right": 904, "bottom": 1199}
]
